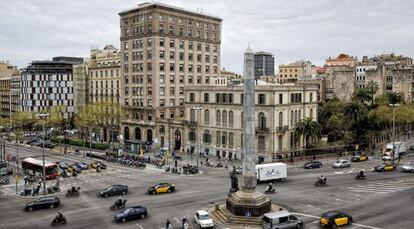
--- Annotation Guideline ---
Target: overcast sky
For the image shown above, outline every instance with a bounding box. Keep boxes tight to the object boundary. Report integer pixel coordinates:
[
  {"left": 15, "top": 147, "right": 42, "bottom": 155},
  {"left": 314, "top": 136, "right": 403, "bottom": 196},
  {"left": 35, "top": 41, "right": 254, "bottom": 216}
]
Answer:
[{"left": 1, "top": 0, "right": 414, "bottom": 73}]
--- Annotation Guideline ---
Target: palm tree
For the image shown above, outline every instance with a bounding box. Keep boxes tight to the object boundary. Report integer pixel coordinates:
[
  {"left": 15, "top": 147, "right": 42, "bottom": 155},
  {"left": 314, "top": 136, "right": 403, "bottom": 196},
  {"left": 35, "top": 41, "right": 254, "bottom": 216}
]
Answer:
[
  {"left": 294, "top": 117, "right": 321, "bottom": 149},
  {"left": 386, "top": 91, "right": 404, "bottom": 105},
  {"left": 352, "top": 88, "right": 371, "bottom": 103},
  {"left": 365, "top": 81, "right": 379, "bottom": 107},
  {"left": 344, "top": 101, "right": 368, "bottom": 142}
]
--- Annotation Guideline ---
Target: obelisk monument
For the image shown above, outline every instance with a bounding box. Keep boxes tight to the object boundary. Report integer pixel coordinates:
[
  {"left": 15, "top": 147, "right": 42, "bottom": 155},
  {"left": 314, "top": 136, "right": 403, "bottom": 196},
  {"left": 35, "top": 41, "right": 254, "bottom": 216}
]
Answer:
[{"left": 225, "top": 46, "right": 271, "bottom": 217}]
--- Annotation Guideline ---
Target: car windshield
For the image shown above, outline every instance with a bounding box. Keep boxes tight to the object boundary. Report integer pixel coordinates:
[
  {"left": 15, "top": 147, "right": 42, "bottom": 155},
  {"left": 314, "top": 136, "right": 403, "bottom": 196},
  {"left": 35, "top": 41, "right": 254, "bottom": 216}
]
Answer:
[
  {"left": 199, "top": 214, "right": 210, "bottom": 220},
  {"left": 123, "top": 208, "right": 133, "bottom": 214}
]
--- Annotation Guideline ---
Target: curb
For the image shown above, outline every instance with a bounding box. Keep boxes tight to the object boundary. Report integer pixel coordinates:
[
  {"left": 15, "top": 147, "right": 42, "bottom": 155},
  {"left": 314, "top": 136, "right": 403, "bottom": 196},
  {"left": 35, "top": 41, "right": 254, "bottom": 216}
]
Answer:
[{"left": 0, "top": 187, "right": 67, "bottom": 200}]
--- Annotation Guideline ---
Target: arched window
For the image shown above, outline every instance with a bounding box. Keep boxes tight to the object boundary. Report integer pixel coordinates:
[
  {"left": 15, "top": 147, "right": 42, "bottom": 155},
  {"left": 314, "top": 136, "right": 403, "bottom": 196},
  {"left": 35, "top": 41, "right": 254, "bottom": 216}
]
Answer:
[
  {"left": 190, "top": 109, "right": 196, "bottom": 122},
  {"left": 228, "top": 111, "right": 234, "bottom": 127},
  {"left": 258, "top": 112, "right": 266, "bottom": 130},
  {"left": 216, "top": 110, "right": 221, "bottom": 126},
  {"left": 204, "top": 109, "right": 210, "bottom": 125},
  {"left": 310, "top": 108, "right": 313, "bottom": 120},
  {"left": 222, "top": 110, "right": 227, "bottom": 127},
  {"left": 278, "top": 112, "right": 283, "bottom": 127}
]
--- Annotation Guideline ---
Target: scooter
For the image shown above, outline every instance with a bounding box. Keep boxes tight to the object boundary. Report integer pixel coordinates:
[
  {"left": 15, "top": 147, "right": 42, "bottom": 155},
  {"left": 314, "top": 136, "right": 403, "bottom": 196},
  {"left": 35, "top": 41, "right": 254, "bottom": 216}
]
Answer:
[
  {"left": 315, "top": 178, "right": 327, "bottom": 186},
  {"left": 66, "top": 187, "right": 81, "bottom": 197},
  {"left": 110, "top": 200, "right": 127, "bottom": 211},
  {"left": 265, "top": 188, "right": 276, "bottom": 194},
  {"left": 355, "top": 173, "right": 366, "bottom": 180},
  {"left": 51, "top": 215, "right": 67, "bottom": 226}
]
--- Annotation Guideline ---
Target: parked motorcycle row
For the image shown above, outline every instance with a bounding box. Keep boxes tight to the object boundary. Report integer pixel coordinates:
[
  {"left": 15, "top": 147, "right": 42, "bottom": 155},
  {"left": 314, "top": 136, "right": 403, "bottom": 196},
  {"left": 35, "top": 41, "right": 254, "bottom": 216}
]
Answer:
[{"left": 106, "top": 155, "right": 147, "bottom": 169}]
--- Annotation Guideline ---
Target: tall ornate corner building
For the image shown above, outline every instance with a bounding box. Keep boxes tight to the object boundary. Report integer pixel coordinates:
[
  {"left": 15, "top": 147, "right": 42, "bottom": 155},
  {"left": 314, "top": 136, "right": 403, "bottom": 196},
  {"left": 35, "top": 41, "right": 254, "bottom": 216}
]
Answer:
[
  {"left": 119, "top": 2, "right": 222, "bottom": 151},
  {"left": 88, "top": 45, "right": 121, "bottom": 104}
]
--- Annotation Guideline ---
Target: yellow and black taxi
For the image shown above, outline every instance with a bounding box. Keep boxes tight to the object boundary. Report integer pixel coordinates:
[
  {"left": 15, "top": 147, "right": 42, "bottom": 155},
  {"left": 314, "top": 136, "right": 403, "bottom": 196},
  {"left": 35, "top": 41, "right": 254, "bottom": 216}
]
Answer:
[
  {"left": 320, "top": 211, "right": 353, "bottom": 228},
  {"left": 374, "top": 163, "right": 396, "bottom": 172},
  {"left": 91, "top": 161, "right": 107, "bottom": 169},
  {"left": 351, "top": 153, "right": 368, "bottom": 162},
  {"left": 147, "top": 183, "right": 176, "bottom": 194},
  {"left": 67, "top": 164, "right": 81, "bottom": 174}
]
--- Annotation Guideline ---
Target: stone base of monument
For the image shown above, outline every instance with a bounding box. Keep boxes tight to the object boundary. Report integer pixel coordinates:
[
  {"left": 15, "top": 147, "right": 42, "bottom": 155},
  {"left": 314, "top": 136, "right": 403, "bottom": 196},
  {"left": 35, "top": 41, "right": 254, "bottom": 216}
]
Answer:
[
  {"left": 209, "top": 202, "right": 282, "bottom": 228},
  {"left": 209, "top": 190, "right": 281, "bottom": 228}
]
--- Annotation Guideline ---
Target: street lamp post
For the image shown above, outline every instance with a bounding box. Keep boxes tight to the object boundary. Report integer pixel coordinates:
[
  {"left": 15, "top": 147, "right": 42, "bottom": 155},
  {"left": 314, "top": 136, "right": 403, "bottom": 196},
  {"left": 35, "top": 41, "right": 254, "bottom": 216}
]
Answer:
[{"left": 36, "top": 113, "right": 49, "bottom": 195}]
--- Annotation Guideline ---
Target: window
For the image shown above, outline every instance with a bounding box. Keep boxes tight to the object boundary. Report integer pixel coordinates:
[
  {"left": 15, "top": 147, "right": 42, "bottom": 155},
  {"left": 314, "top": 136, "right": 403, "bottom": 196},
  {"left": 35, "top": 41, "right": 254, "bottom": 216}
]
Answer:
[
  {"left": 310, "top": 93, "right": 313, "bottom": 102},
  {"left": 159, "top": 24, "right": 164, "bottom": 33},
  {"left": 221, "top": 132, "right": 227, "bottom": 146},
  {"left": 216, "top": 131, "right": 221, "bottom": 147},
  {"left": 279, "top": 94, "right": 283, "bottom": 104},
  {"left": 229, "top": 132, "right": 234, "bottom": 148},
  {"left": 204, "top": 109, "right": 210, "bottom": 125},
  {"left": 258, "top": 94, "right": 266, "bottom": 105},
  {"left": 147, "top": 38, "right": 152, "bottom": 47},
  {"left": 179, "top": 75, "right": 184, "bottom": 83},
  {"left": 188, "top": 42, "right": 193, "bottom": 49},
  {"left": 160, "top": 75, "right": 164, "bottom": 84},
  {"left": 204, "top": 93, "right": 209, "bottom": 102},
  {"left": 279, "top": 112, "right": 283, "bottom": 127},
  {"left": 169, "top": 87, "right": 175, "bottom": 95},
  {"left": 189, "top": 53, "right": 193, "bottom": 61},
  {"left": 310, "top": 108, "right": 314, "bottom": 119},
  {"left": 190, "top": 109, "right": 196, "bottom": 122},
  {"left": 205, "top": 44, "right": 210, "bottom": 52},
  {"left": 189, "top": 93, "right": 195, "bottom": 102},
  {"left": 169, "top": 63, "right": 174, "bottom": 71},
  {"left": 179, "top": 52, "right": 184, "bottom": 61},
  {"left": 197, "top": 54, "right": 202, "bottom": 62},
  {"left": 179, "top": 41, "right": 184, "bottom": 49},
  {"left": 147, "top": 50, "right": 152, "bottom": 59},
  {"left": 222, "top": 110, "right": 227, "bottom": 127},
  {"left": 258, "top": 112, "right": 266, "bottom": 130},
  {"left": 229, "top": 111, "right": 234, "bottom": 127},
  {"left": 170, "top": 40, "right": 174, "bottom": 48},
  {"left": 169, "top": 51, "right": 175, "bottom": 59},
  {"left": 258, "top": 136, "right": 265, "bottom": 151},
  {"left": 197, "top": 43, "right": 201, "bottom": 51},
  {"left": 216, "top": 110, "right": 221, "bottom": 126},
  {"left": 159, "top": 87, "right": 164, "bottom": 95},
  {"left": 159, "top": 50, "right": 164, "bottom": 59},
  {"left": 169, "top": 75, "right": 174, "bottom": 83}
]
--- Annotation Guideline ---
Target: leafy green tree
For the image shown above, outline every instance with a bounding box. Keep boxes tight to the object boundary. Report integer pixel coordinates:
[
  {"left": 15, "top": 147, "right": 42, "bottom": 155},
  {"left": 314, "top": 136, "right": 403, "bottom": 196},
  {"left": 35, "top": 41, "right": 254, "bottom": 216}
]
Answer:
[
  {"left": 387, "top": 91, "right": 404, "bottom": 105},
  {"left": 75, "top": 104, "right": 96, "bottom": 149},
  {"left": 326, "top": 114, "right": 346, "bottom": 142},
  {"left": 396, "top": 104, "right": 414, "bottom": 142},
  {"left": 294, "top": 117, "right": 322, "bottom": 149}
]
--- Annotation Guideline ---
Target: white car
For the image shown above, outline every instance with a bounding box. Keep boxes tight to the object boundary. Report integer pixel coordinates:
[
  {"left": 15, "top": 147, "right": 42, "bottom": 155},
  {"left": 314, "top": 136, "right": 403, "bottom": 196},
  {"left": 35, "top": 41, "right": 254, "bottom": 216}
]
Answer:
[
  {"left": 332, "top": 159, "right": 351, "bottom": 168},
  {"left": 402, "top": 161, "right": 414, "bottom": 172},
  {"left": 194, "top": 210, "right": 214, "bottom": 228}
]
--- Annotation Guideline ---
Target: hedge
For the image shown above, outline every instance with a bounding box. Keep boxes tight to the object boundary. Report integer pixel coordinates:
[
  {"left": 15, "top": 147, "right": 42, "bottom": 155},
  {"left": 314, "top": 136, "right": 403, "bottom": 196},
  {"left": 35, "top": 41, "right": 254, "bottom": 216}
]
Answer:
[{"left": 51, "top": 137, "right": 109, "bottom": 150}]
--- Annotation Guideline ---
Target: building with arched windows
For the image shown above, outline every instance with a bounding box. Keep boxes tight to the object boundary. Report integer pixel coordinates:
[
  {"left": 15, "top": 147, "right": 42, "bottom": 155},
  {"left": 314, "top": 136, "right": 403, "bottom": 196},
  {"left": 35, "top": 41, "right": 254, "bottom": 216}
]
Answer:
[{"left": 183, "top": 80, "right": 319, "bottom": 161}]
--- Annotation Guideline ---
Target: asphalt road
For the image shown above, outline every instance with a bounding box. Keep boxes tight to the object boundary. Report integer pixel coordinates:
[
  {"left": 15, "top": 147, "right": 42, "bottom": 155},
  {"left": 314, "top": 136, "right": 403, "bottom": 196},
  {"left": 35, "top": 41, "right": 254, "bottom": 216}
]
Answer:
[{"left": 1, "top": 144, "right": 414, "bottom": 229}]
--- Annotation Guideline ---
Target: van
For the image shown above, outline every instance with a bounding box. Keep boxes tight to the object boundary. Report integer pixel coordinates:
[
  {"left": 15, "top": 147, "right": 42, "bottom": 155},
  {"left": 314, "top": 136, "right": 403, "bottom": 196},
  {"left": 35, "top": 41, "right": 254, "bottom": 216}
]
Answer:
[
  {"left": 262, "top": 210, "right": 303, "bottom": 229},
  {"left": 383, "top": 142, "right": 406, "bottom": 160}
]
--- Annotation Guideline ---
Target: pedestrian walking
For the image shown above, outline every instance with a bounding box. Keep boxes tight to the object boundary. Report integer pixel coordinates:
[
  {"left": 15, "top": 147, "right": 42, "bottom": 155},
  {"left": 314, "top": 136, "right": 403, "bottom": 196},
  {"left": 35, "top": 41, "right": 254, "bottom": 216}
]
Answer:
[{"left": 23, "top": 175, "right": 28, "bottom": 186}]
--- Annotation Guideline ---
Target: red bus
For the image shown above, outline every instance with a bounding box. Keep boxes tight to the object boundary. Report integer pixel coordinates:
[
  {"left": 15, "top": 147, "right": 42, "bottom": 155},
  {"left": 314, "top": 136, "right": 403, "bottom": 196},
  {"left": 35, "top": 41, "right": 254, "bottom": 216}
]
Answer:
[{"left": 21, "top": 157, "right": 58, "bottom": 180}]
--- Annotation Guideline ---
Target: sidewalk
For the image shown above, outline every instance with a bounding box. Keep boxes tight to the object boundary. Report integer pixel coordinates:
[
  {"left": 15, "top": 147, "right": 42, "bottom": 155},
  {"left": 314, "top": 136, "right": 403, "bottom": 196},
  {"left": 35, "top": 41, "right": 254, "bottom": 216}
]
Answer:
[{"left": 0, "top": 175, "right": 65, "bottom": 199}]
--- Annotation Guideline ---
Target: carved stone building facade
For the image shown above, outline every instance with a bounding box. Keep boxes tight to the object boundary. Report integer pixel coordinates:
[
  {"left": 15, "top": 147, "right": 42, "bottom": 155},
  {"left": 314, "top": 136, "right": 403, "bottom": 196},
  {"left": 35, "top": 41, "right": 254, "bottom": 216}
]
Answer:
[{"left": 181, "top": 81, "right": 319, "bottom": 160}]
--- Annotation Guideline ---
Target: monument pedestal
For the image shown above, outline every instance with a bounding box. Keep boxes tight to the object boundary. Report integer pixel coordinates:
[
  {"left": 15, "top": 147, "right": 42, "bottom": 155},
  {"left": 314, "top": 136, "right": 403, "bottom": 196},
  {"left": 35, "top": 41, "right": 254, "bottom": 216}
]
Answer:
[{"left": 226, "top": 190, "right": 271, "bottom": 217}]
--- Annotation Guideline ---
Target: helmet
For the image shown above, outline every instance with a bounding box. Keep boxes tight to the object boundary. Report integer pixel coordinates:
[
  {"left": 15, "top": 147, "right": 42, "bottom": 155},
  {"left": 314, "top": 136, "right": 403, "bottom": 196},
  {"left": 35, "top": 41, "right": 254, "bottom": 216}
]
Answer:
[
  {"left": 118, "top": 197, "right": 122, "bottom": 200},
  {"left": 269, "top": 183, "right": 272, "bottom": 185}
]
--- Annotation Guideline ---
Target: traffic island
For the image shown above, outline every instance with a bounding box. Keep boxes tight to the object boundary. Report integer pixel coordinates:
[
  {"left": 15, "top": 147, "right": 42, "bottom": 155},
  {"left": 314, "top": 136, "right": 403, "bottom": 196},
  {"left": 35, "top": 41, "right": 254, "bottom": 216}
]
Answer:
[{"left": 210, "top": 202, "right": 282, "bottom": 228}]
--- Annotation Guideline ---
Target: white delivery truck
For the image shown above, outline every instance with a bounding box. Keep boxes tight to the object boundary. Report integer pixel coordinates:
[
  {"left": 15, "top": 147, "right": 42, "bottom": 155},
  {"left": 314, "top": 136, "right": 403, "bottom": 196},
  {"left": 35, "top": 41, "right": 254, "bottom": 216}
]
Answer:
[
  {"left": 256, "top": 163, "right": 287, "bottom": 182},
  {"left": 383, "top": 142, "right": 406, "bottom": 160}
]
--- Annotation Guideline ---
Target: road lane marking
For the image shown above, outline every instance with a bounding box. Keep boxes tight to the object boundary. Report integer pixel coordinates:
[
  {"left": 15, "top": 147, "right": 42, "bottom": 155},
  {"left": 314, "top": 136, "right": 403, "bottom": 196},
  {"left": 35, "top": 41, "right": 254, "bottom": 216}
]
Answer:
[
  {"left": 174, "top": 217, "right": 180, "bottom": 223},
  {"left": 135, "top": 223, "right": 144, "bottom": 229},
  {"left": 291, "top": 212, "right": 383, "bottom": 229}
]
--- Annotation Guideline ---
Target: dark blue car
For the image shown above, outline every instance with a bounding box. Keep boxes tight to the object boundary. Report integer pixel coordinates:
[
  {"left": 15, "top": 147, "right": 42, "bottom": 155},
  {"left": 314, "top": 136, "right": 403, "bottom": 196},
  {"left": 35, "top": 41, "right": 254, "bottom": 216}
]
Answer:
[
  {"left": 115, "top": 206, "right": 148, "bottom": 223},
  {"left": 304, "top": 160, "right": 322, "bottom": 169}
]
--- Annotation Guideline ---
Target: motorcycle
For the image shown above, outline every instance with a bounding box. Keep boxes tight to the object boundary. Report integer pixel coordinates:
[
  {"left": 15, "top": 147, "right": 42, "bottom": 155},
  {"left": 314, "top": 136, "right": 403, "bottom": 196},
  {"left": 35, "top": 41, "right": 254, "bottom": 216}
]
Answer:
[
  {"left": 66, "top": 187, "right": 81, "bottom": 197},
  {"left": 110, "top": 200, "right": 127, "bottom": 211},
  {"left": 265, "top": 188, "right": 276, "bottom": 194},
  {"left": 137, "top": 163, "right": 146, "bottom": 169},
  {"left": 355, "top": 173, "right": 366, "bottom": 180},
  {"left": 51, "top": 215, "right": 67, "bottom": 226},
  {"left": 315, "top": 178, "right": 327, "bottom": 186}
]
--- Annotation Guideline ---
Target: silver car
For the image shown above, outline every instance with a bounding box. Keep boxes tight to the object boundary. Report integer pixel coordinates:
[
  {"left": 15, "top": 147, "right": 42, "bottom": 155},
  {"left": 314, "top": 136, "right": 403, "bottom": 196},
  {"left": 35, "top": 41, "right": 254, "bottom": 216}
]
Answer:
[
  {"left": 332, "top": 159, "right": 351, "bottom": 168},
  {"left": 402, "top": 161, "right": 414, "bottom": 172}
]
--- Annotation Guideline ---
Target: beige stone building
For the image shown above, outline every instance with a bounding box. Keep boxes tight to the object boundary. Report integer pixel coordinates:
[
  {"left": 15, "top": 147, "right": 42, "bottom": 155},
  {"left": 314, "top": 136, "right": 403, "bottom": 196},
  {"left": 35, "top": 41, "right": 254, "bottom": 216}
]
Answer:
[
  {"left": 0, "top": 61, "right": 18, "bottom": 79},
  {"left": 10, "top": 75, "right": 21, "bottom": 116},
  {"left": 0, "top": 77, "right": 10, "bottom": 119},
  {"left": 73, "top": 60, "right": 89, "bottom": 114},
  {"left": 356, "top": 54, "right": 414, "bottom": 102},
  {"left": 119, "top": 2, "right": 222, "bottom": 148},
  {"left": 180, "top": 81, "right": 319, "bottom": 161},
  {"left": 278, "top": 60, "right": 313, "bottom": 83},
  {"left": 89, "top": 45, "right": 121, "bottom": 104},
  {"left": 324, "top": 54, "right": 357, "bottom": 101}
]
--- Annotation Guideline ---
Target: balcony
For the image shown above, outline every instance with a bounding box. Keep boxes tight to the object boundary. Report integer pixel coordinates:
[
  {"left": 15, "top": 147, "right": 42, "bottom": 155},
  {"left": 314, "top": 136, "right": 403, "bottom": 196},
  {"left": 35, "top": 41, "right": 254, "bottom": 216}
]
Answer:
[
  {"left": 256, "top": 127, "right": 269, "bottom": 133},
  {"left": 183, "top": 120, "right": 198, "bottom": 126},
  {"left": 276, "top": 126, "right": 289, "bottom": 132}
]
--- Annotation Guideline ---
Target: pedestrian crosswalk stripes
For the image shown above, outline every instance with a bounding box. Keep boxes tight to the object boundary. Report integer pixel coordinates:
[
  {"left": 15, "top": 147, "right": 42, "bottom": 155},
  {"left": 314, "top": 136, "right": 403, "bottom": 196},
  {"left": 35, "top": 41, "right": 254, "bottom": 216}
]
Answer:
[{"left": 344, "top": 179, "right": 414, "bottom": 194}]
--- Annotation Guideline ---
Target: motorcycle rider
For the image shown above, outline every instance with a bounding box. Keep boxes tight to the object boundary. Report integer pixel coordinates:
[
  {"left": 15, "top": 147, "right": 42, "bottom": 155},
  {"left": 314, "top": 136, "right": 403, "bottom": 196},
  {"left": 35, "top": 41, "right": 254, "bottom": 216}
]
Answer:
[
  {"left": 266, "top": 183, "right": 274, "bottom": 192},
  {"left": 55, "top": 212, "right": 64, "bottom": 221},
  {"left": 318, "top": 175, "right": 327, "bottom": 184},
  {"left": 358, "top": 170, "right": 365, "bottom": 178},
  {"left": 114, "top": 197, "right": 123, "bottom": 208},
  {"left": 71, "top": 186, "right": 77, "bottom": 194}
]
